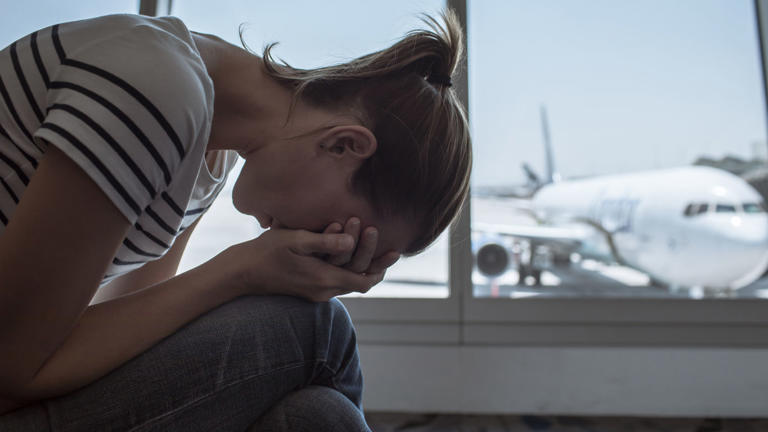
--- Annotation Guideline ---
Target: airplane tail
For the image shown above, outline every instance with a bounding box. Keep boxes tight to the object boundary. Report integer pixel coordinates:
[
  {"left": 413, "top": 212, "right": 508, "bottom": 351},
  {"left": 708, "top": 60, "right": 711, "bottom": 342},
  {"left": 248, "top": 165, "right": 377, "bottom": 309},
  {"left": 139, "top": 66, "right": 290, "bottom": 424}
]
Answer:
[{"left": 540, "top": 105, "right": 561, "bottom": 184}]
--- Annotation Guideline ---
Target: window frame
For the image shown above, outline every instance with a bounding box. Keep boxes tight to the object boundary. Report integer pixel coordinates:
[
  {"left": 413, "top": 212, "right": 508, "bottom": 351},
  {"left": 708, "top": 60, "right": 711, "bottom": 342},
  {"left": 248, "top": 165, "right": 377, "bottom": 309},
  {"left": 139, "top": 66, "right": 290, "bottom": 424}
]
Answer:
[
  {"left": 352, "top": 0, "right": 768, "bottom": 348},
  {"left": 142, "top": 0, "right": 768, "bottom": 348}
]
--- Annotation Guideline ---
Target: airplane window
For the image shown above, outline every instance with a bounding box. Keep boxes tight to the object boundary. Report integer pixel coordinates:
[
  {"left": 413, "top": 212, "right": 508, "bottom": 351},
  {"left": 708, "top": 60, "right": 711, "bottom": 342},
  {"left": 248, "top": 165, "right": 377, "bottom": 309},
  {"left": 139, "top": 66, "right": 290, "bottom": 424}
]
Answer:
[
  {"left": 716, "top": 204, "right": 737, "bottom": 213},
  {"left": 743, "top": 203, "right": 764, "bottom": 213},
  {"left": 683, "top": 203, "right": 696, "bottom": 217},
  {"left": 696, "top": 203, "right": 709, "bottom": 215}
]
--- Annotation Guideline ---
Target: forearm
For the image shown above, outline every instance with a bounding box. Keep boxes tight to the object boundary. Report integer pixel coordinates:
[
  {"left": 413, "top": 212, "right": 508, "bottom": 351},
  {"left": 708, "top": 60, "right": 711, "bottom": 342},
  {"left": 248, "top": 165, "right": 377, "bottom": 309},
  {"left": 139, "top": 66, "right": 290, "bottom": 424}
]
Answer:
[{"left": 16, "top": 257, "right": 245, "bottom": 401}]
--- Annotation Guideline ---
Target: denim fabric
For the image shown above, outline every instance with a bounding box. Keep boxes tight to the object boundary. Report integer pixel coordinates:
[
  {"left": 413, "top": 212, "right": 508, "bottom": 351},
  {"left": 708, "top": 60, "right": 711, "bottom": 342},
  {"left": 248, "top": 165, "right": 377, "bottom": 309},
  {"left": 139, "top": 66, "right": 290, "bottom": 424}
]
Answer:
[
  {"left": 248, "top": 385, "right": 370, "bottom": 432},
  {"left": 0, "top": 295, "right": 371, "bottom": 431}
]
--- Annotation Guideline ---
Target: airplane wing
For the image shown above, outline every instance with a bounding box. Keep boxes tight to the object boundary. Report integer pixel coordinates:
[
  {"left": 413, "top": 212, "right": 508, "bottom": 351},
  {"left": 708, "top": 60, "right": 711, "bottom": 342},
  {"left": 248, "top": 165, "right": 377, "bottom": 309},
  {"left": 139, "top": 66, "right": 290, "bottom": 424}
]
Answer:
[{"left": 473, "top": 222, "right": 591, "bottom": 247}]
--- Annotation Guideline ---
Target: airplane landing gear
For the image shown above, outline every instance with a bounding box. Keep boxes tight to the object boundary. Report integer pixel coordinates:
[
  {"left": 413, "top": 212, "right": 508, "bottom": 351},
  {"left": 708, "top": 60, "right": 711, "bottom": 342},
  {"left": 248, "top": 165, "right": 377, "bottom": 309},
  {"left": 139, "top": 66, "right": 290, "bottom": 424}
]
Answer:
[{"left": 517, "top": 265, "right": 543, "bottom": 286}]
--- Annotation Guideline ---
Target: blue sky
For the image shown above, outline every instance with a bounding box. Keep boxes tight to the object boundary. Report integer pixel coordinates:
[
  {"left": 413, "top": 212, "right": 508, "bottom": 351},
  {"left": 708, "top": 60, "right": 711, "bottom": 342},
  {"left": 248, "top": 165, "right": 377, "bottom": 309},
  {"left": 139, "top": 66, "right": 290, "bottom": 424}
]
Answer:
[
  {"left": 469, "top": 0, "right": 766, "bottom": 185},
  {"left": 3, "top": 0, "right": 766, "bottom": 187}
]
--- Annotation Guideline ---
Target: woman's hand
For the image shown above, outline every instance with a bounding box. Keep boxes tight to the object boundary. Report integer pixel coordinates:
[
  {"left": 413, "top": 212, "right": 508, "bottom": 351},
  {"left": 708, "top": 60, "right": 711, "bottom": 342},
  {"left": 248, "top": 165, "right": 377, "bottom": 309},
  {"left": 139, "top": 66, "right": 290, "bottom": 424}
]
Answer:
[
  {"left": 322, "top": 218, "right": 400, "bottom": 274},
  {"left": 212, "top": 228, "right": 395, "bottom": 302}
]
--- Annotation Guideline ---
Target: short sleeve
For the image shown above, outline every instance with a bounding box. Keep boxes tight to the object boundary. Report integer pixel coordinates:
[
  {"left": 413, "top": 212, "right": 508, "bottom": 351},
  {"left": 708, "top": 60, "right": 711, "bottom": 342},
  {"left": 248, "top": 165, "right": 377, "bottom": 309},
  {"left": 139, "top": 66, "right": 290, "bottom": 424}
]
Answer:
[{"left": 32, "top": 20, "right": 212, "bottom": 225}]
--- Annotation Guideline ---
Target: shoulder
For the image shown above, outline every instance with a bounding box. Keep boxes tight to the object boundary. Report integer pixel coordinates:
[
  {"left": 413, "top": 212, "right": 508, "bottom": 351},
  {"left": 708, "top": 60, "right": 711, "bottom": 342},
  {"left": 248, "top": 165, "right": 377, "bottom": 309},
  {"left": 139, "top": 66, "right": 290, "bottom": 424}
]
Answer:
[
  {"left": 31, "top": 15, "right": 216, "bottom": 224},
  {"left": 50, "top": 13, "right": 214, "bottom": 154},
  {"left": 60, "top": 14, "right": 213, "bottom": 105}
]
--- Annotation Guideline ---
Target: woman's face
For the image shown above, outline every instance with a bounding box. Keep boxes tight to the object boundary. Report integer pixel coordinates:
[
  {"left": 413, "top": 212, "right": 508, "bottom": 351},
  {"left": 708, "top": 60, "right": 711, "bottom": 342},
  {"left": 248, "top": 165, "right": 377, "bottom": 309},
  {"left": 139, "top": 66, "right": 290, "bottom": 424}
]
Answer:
[{"left": 231, "top": 135, "right": 412, "bottom": 259}]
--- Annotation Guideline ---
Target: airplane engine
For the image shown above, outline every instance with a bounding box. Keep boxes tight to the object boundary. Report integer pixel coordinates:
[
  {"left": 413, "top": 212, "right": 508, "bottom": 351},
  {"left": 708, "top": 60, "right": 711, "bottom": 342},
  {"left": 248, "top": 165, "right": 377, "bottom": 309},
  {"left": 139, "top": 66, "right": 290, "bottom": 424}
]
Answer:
[{"left": 475, "top": 242, "right": 510, "bottom": 277}]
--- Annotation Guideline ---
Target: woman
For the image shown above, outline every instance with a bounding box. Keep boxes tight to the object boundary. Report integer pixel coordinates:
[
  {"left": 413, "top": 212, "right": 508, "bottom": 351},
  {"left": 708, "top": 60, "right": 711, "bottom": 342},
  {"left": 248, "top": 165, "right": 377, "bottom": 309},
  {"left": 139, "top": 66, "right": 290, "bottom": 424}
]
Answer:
[{"left": 0, "top": 8, "right": 470, "bottom": 431}]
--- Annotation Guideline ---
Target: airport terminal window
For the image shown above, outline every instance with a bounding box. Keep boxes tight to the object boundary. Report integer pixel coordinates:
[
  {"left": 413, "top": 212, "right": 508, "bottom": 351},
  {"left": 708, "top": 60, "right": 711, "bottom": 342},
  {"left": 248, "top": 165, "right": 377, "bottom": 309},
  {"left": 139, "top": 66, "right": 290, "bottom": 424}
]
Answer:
[
  {"left": 170, "top": 0, "right": 450, "bottom": 299},
  {"left": 468, "top": 0, "right": 768, "bottom": 300}
]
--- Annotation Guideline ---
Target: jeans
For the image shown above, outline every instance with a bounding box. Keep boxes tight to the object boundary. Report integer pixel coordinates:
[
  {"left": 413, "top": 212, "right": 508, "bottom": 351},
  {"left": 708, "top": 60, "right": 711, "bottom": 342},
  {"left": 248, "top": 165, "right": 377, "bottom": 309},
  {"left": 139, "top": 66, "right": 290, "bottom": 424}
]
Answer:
[{"left": 0, "top": 295, "right": 372, "bottom": 431}]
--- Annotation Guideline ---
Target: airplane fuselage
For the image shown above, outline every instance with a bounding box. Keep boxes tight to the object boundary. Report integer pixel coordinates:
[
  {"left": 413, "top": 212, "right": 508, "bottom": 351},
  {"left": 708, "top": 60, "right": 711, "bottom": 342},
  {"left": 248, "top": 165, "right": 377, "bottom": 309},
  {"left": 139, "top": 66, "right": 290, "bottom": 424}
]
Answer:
[{"left": 532, "top": 166, "right": 768, "bottom": 289}]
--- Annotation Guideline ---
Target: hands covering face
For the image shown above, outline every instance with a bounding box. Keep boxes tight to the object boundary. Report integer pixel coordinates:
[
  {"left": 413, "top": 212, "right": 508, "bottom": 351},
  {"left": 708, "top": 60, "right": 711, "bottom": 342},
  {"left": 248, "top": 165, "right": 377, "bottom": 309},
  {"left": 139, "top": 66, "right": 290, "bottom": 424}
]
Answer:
[{"left": 321, "top": 217, "right": 400, "bottom": 276}]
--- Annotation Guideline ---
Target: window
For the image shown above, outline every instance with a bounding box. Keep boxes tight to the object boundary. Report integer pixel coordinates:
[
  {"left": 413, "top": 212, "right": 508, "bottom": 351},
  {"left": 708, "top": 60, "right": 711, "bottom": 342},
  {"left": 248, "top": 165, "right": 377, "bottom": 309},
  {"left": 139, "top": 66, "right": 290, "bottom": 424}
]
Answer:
[
  {"left": 170, "top": 0, "right": 451, "bottom": 300},
  {"left": 744, "top": 202, "right": 765, "bottom": 213},
  {"left": 0, "top": 1, "right": 138, "bottom": 48},
  {"left": 468, "top": 0, "right": 768, "bottom": 302},
  {"left": 683, "top": 203, "right": 696, "bottom": 217},
  {"left": 716, "top": 203, "right": 738, "bottom": 213}
]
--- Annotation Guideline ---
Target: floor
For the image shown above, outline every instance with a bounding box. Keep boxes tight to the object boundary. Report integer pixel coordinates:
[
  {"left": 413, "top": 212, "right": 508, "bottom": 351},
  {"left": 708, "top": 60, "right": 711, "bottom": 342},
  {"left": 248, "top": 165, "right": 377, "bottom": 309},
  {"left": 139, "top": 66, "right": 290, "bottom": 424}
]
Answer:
[{"left": 364, "top": 413, "right": 768, "bottom": 432}]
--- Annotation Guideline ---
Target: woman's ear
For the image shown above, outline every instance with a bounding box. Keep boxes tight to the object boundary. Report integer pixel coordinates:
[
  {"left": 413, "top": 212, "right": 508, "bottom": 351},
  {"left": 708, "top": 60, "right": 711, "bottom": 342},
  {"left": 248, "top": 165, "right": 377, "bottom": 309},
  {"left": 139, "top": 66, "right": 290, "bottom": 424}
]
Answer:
[{"left": 320, "top": 125, "right": 377, "bottom": 160}]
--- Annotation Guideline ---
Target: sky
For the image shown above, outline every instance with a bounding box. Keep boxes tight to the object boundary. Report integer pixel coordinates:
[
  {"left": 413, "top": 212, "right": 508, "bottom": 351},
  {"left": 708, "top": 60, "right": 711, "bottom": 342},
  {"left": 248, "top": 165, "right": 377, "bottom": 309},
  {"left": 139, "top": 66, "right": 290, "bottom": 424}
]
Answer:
[{"left": 2, "top": 0, "right": 766, "bottom": 188}]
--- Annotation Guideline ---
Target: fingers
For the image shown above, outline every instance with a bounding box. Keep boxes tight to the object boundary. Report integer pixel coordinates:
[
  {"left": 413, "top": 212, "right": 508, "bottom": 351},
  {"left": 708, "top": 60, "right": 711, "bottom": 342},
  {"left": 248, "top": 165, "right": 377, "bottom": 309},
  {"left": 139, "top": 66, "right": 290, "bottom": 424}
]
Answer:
[
  {"left": 328, "top": 218, "right": 360, "bottom": 266},
  {"left": 317, "top": 262, "right": 386, "bottom": 294},
  {"left": 302, "top": 250, "right": 398, "bottom": 299},
  {"left": 311, "top": 223, "right": 343, "bottom": 259},
  {"left": 323, "top": 222, "right": 342, "bottom": 234},
  {"left": 290, "top": 230, "right": 354, "bottom": 256},
  {"left": 344, "top": 227, "right": 378, "bottom": 272},
  {"left": 302, "top": 218, "right": 399, "bottom": 277}
]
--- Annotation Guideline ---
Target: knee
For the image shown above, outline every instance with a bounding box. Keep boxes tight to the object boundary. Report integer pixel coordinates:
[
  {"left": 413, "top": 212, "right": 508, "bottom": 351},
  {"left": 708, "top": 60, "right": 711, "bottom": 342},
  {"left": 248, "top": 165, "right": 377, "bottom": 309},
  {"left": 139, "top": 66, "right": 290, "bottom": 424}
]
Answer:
[
  {"left": 195, "top": 296, "right": 364, "bottom": 413},
  {"left": 319, "top": 297, "right": 358, "bottom": 345},
  {"left": 248, "top": 385, "right": 370, "bottom": 432},
  {"left": 209, "top": 295, "right": 355, "bottom": 336},
  {"left": 201, "top": 295, "right": 358, "bottom": 359}
]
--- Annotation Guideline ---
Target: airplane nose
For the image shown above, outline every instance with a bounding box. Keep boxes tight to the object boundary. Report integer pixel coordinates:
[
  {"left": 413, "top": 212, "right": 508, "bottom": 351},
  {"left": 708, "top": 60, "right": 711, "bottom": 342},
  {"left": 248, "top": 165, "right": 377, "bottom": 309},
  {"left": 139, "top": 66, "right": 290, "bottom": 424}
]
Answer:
[
  {"left": 728, "top": 217, "right": 768, "bottom": 247},
  {"left": 721, "top": 218, "right": 768, "bottom": 288}
]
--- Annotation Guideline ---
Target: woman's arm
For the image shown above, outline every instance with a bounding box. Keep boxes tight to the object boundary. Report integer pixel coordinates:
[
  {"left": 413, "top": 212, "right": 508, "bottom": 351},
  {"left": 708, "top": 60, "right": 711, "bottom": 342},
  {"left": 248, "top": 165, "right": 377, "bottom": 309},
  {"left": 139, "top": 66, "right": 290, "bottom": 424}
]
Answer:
[
  {"left": 89, "top": 216, "right": 202, "bottom": 305},
  {"left": 0, "top": 145, "right": 391, "bottom": 409},
  {"left": 0, "top": 145, "right": 133, "bottom": 397},
  {"left": 0, "top": 145, "right": 240, "bottom": 403},
  {"left": 18, "top": 251, "right": 241, "bottom": 401}
]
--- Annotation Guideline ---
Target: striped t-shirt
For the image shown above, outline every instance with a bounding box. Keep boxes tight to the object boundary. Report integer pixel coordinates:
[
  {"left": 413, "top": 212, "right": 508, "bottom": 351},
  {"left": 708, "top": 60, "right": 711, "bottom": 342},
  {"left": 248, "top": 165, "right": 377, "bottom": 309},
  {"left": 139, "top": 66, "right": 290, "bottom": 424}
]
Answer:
[{"left": 0, "top": 14, "right": 239, "bottom": 286}]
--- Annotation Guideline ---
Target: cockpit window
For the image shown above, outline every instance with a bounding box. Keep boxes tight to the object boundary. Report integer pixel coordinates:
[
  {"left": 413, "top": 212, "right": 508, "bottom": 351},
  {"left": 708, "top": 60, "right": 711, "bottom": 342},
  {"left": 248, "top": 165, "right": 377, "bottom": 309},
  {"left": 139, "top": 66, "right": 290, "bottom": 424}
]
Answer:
[
  {"left": 715, "top": 204, "right": 737, "bottom": 213},
  {"left": 743, "top": 202, "right": 765, "bottom": 213},
  {"left": 685, "top": 202, "right": 763, "bottom": 216},
  {"left": 683, "top": 203, "right": 695, "bottom": 217},
  {"left": 683, "top": 203, "right": 711, "bottom": 217}
]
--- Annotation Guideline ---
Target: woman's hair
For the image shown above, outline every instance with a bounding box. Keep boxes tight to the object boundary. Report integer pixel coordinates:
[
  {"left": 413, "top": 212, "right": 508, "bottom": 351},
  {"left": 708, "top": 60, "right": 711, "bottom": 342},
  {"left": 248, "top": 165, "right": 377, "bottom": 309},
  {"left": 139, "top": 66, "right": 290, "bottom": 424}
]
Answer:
[{"left": 240, "top": 10, "right": 472, "bottom": 256}]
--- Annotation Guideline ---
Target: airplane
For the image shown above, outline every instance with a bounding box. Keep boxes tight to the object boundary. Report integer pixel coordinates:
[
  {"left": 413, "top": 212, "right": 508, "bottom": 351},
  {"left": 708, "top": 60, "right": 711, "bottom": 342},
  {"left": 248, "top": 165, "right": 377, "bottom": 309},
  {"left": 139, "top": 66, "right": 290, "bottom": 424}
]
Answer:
[{"left": 473, "top": 107, "right": 768, "bottom": 292}]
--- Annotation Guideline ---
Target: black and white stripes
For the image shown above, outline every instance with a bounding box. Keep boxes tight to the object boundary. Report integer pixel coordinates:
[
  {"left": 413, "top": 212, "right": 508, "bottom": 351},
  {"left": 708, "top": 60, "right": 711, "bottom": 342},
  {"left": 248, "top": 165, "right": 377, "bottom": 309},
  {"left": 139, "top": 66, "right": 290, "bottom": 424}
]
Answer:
[{"left": 0, "top": 14, "right": 228, "bottom": 285}]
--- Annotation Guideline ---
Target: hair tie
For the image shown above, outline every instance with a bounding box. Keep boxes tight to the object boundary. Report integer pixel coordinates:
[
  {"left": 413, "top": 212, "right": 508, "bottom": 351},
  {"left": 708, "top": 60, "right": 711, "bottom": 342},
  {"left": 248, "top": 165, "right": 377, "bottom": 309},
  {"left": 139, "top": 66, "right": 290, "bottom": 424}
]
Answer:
[{"left": 427, "top": 73, "right": 453, "bottom": 87}]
